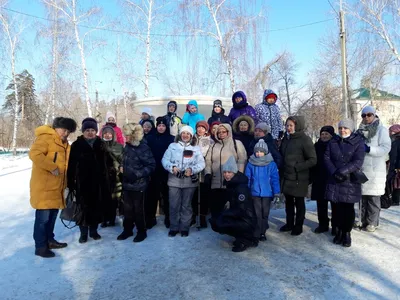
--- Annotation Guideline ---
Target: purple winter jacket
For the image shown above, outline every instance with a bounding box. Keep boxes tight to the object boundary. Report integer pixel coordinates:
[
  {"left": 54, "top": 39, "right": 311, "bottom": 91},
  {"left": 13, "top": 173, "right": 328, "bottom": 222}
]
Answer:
[{"left": 228, "top": 91, "right": 257, "bottom": 123}]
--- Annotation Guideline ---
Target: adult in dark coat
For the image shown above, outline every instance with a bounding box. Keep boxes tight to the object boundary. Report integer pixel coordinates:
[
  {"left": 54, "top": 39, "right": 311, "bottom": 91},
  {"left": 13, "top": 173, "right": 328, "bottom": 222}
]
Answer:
[
  {"left": 117, "top": 123, "right": 156, "bottom": 243},
  {"left": 388, "top": 124, "right": 400, "bottom": 206},
  {"left": 207, "top": 99, "right": 231, "bottom": 125},
  {"left": 310, "top": 126, "right": 337, "bottom": 234},
  {"left": 67, "top": 118, "right": 113, "bottom": 243},
  {"left": 101, "top": 125, "right": 124, "bottom": 227},
  {"left": 325, "top": 119, "right": 365, "bottom": 247},
  {"left": 146, "top": 117, "right": 175, "bottom": 228},
  {"left": 210, "top": 156, "right": 258, "bottom": 252},
  {"left": 232, "top": 115, "right": 255, "bottom": 157},
  {"left": 248, "top": 122, "right": 282, "bottom": 168},
  {"left": 142, "top": 119, "right": 156, "bottom": 140},
  {"left": 279, "top": 116, "right": 317, "bottom": 235}
]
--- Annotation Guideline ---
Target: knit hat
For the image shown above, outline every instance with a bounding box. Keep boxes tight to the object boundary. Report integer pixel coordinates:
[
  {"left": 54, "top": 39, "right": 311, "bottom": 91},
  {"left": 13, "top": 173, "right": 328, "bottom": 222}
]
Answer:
[
  {"left": 102, "top": 125, "right": 114, "bottom": 135},
  {"left": 180, "top": 125, "right": 194, "bottom": 136},
  {"left": 389, "top": 124, "right": 400, "bottom": 135},
  {"left": 361, "top": 105, "right": 376, "bottom": 115},
  {"left": 196, "top": 120, "right": 209, "bottom": 132},
  {"left": 106, "top": 111, "right": 116, "bottom": 122},
  {"left": 255, "top": 122, "right": 271, "bottom": 135},
  {"left": 210, "top": 121, "right": 221, "bottom": 134},
  {"left": 320, "top": 125, "right": 335, "bottom": 137},
  {"left": 52, "top": 117, "right": 77, "bottom": 132},
  {"left": 156, "top": 116, "right": 168, "bottom": 127},
  {"left": 142, "top": 107, "right": 152, "bottom": 115},
  {"left": 253, "top": 139, "right": 269, "bottom": 154},
  {"left": 222, "top": 156, "right": 238, "bottom": 173},
  {"left": 338, "top": 119, "right": 355, "bottom": 132},
  {"left": 82, "top": 117, "right": 98, "bottom": 132},
  {"left": 213, "top": 99, "right": 223, "bottom": 108}
]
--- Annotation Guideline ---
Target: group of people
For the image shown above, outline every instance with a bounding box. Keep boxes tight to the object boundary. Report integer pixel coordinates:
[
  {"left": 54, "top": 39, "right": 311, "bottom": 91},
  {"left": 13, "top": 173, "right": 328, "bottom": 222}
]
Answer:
[{"left": 29, "top": 89, "right": 400, "bottom": 257}]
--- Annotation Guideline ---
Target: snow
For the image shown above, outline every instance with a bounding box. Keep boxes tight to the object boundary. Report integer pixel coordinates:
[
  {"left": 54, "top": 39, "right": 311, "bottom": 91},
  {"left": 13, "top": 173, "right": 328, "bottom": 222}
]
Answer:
[
  {"left": 0, "top": 168, "right": 399, "bottom": 300},
  {"left": 0, "top": 154, "right": 32, "bottom": 176}
]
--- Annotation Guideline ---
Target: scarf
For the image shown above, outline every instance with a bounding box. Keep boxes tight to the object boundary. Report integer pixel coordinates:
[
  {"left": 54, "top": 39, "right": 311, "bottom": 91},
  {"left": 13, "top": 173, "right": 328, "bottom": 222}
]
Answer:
[
  {"left": 358, "top": 118, "right": 380, "bottom": 143},
  {"left": 85, "top": 138, "right": 96, "bottom": 148},
  {"left": 248, "top": 153, "right": 274, "bottom": 166}
]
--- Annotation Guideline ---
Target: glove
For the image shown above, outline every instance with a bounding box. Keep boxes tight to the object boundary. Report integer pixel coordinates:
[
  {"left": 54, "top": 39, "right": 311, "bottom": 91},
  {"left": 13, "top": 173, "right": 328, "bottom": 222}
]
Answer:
[
  {"left": 51, "top": 168, "right": 60, "bottom": 176},
  {"left": 204, "top": 174, "right": 212, "bottom": 186},
  {"left": 364, "top": 144, "right": 370, "bottom": 153},
  {"left": 334, "top": 171, "right": 347, "bottom": 183},
  {"left": 273, "top": 195, "right": 280, "bottom": 204}
]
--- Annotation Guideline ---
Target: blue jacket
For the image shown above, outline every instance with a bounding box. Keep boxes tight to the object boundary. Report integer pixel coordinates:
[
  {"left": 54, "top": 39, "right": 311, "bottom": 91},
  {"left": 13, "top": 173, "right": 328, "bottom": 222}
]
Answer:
[
  {"left": 245, "top": 160, "right": 280, "bottom": 197},
  {"left": 182, "top": 100, "right": 205, "bottom": 132}
]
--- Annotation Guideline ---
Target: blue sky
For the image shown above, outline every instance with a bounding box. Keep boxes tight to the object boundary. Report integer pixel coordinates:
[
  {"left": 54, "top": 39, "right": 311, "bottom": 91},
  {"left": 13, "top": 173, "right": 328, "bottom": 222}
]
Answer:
[{"left": 1, "top": 0, "right": 339, "bottom": 103}]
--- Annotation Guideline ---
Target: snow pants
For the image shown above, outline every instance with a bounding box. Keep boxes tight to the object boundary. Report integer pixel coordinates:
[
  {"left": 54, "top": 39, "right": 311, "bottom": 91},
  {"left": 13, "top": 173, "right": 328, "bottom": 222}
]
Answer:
[
  {"left": 361, "top": 195, "right": 381, "bottom": 227},
  {"left": 169, "top": 187, "right": 196, "bottom": 232}
]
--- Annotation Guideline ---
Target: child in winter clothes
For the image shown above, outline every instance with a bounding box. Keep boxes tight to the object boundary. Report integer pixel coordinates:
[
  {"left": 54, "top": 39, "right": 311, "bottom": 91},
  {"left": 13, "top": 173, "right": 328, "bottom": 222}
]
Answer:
[
  {"left": 208, "top": 99, "right": 230, "bottom": 125},
  {"left": 245, "top": 139, "right": 280, "bottom": 241},
  {"left": 255, "top": 89, "right": 284, "bottom": 141},
  {"left": 228, "top": 91, "right": 257, "bottom": 124},
  {"left": 210, "top": 156, "right": 258, "bottom": 252},
  {"left": 99, "top": 111, "right": 125, "bottom": 145},
  {"left": 182, "top": 100, "right": 205, "bottom": 132},
  {"left": 162, "top": 101, "right": 182, "bottom": 136}
]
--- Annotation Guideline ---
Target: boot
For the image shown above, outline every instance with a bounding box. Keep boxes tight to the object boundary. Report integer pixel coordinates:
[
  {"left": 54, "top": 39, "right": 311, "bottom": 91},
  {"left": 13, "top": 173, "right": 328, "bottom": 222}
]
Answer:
[
  {"left": 117, "top": 231, "right": 133, "bottom": 240},
  {"left": 291, "top": 225, "right": 303, "bottom": 236},
  {"left": 342, "top": 232, "right": 352, "bottom": 247},
  {"left": 200, "top": 216, "right": 208, "bottom": 228},
  {"left": 279, "top": 224, "right": 293, "bottom": 232},
  {"left": 259, "top": 234, "right": 267, "bottom": 241},
  {"left": 146, "top": 218, "right": 157, "bottom": 229},
  {"left": 232, "top": 242, "right": 248, "bottom": 252},
  {"left": 333, "top": 230, "right": 343, "bottom": 244},
  {"left": 48, "top": 240, "right": 68, "bottom": 249},
  {"left": 168, "top": 230, "right": 179, "bottom": 237},
  {"left": 89, "top": 232, "right": 102, "bottom": 240},
  {"left": 133, "top": 232, "right": 147, "bottom": 243},
  {"left": 181, "top": 231, "right": 189, "bottom": 237},
  {"left": 314, "top": 225, "right": 329, "bottom": 234},
  {"left": 35, "top": 247, "right": 55, "bottom": 258},
  {"left": 79, "top": 234, "right": 88, "bottom": 244}
]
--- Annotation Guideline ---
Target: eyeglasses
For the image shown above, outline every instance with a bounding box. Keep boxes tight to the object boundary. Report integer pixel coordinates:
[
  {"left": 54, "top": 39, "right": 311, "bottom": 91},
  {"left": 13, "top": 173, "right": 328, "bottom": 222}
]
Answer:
[
  {"left": 218, "top": 130, "right": 228, "bottom": 134},
  {"left": 361, "top": 113, "right": 374, "bottom": 118}
]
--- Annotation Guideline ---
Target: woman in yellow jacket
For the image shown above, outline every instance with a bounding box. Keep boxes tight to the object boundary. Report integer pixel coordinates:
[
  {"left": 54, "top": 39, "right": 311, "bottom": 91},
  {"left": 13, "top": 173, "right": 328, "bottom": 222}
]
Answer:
[{"left": 29, "top": 117, "right": 77, "bottom": 258}]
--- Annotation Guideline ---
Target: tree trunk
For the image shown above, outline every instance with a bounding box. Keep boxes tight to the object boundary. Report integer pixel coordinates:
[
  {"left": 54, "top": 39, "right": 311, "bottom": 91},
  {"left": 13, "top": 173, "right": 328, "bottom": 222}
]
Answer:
[
  {"left": 144, "top": 0, "right": 153, "bottom": 98},
  {"left": 11, "top": 51, "right": 20, "bottom": 156},
  {"left": 50, "top": 6, "right": 59, "bottom": 121}
]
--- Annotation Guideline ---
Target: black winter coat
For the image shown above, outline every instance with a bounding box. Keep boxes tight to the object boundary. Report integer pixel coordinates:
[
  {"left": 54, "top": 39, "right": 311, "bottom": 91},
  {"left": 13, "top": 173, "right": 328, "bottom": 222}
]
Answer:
[
  {"left": 310, "top": 139, "right": 331, "bottom": 200},
  {"left": 67, "top": 136, "right": 113, "bottom": 226},
  {"left": 280, "top": 117, "right": 317, "bottom": 197},
  {"left": 324, "top": 134, "right": 366, "bottom": 204},
  {"left": 147, "top": 132, "right": 174, "bottom": 179},
  {"left": 207, "top": 109, "right": 231, "bottom": 125},
  {"left": 248, "top": 134, "right": 282, "bottom": 168},
  {"left": 389, "top": 136, "right": 400, "bottom": 174},
  {"left": 122, "top": 140, "right": 156, "bottom": 192},
  {"left": 213, "top": 172, "right": 257, "bottom": 236}
]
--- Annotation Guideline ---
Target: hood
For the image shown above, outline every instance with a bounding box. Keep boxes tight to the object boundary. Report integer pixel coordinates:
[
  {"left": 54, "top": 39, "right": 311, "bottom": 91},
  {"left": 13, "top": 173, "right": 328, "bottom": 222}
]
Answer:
[
  {"left": 187, "top": 100, "right": 199, "bottom": 114},
  {"left": 102, "top": 125, "right": 116, "bottom": 142},
  {"left": 34, "top": 125, "right": 57, "bottom": 137},
  {"left": 232, "top": 91, "right": 248, "bottom": 108},
  {"left": 232, "top": 115, "right": 255, "bottom": 135},
  {"left": 215, "top": 123, "right": 233, "bottom": 143},
  {"left": 286, "top": 115, "right": 305, "bottom": 132},
  {"left": 263, "top": 89, "right": 278, "bottom": 105},
  {"left": 211, "top": 107, "right": 226, "bottom": 117},
  {"left": 123, "top": 123, "right": 144, "bottom": 146},
  {"left": 167, "top": 100, "right": 178, "bottom": 113},
  {"left": 142, "top": 119, "right": 157, "bottom": 136}
]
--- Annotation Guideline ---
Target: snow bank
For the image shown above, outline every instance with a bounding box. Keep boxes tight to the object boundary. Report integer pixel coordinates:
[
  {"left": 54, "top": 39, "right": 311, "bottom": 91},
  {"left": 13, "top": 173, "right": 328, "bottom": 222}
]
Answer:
[{"left": 0, "top": 154, "right": 32, "bottom": 176}]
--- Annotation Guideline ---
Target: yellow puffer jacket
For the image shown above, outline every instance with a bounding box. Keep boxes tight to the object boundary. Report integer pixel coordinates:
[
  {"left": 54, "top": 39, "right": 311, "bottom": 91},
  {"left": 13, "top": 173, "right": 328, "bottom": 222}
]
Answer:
[{"left": 29, "top": 125, "right": 70, "bottom": 209}]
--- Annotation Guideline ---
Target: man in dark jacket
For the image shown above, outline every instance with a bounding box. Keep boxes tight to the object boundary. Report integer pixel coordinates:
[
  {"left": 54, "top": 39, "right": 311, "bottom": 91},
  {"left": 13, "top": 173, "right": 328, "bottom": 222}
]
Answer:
[
  {"left": 210, "top": 156, "right": 258, "bottom": 252},
  {"left": 207, "top": 99, "right": 230, "bottom": 125},
  {"left": 146, "top": 117, "right": 175, "bottom": 228},
  {"left": 117, "top": 123, "right": 156, "bottom": 243},
  {"left": 248, "top": 122, "right": 282, "bottom": 168}
]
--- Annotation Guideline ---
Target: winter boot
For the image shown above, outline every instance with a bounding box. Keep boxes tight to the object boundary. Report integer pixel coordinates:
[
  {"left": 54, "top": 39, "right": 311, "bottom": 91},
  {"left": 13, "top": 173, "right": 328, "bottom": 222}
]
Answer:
[
  {"left": 342, "top": 232, "right": 352, "bottom": 247},
  {"left": 364, "top": 225, "right": 376, "bottom": 232},
  {"left": 259, "top": 234, "right": 267, "bottom": 241},
  {"left": 35, "top": 247, "right": 55, "bottom": 258},
  {"left": 181, "top": 231, "right": 189, "bottom": 237},
  {"left": 168, "top": 230, "right": 179, "bottom": 237},
  {"left": 117, "top": 231, "right": 133, "bottom": 240},
  {"left": 133, "top": 232, "right": 147, "bottom": 243},
  {"left": 90, "top": 232, "right": 102, "bottom": 240},
  {"left": 232, "top": 242, "right": 248, "bottom": 252},
  {"left": 314, "top": 225, "right": 329, "bottom": 234},
  {"left": 333, "top": 230, "right": 343, "bottom": 244},
  {"left": 200, "top": 216, "right": 208, "bottom": 228},
  {"left": 48, "top": 240, "right": 68, "bottom": 249},
  {"left": 291, "top": 225, "right": 303, "bottom": 236},
  {"left": 79, "top": 234, "right": 88, "bottom": 244},
  {"left": 279, "top": 224, "right": 293, "bottom": 232}
]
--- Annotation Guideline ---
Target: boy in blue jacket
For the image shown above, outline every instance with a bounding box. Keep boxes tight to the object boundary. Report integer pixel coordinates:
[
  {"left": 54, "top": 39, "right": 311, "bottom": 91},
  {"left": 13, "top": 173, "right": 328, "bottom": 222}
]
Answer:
[
  {"left": 245, "top": 139, "right": 280, "bottom": 241},
  {"left": 182, "top": 100, "right": 205, "bottom": 132}
]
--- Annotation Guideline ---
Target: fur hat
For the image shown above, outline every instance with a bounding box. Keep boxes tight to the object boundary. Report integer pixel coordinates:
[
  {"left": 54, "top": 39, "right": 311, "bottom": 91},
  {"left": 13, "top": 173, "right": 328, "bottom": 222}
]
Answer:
[
  {"left": 254, "top": 139, "right": 269, "bottom": 154},
  {"left": 123, "top": 123, "right": 144, "bottom": 146},
  {"left": 338, "top": 119, "right": 355, "bottom": 132},
  {"left": 81, "top": 117, "right": 98, "bottom": 133},
  {"left": 361, "top": 105, "right": 376, "bottom": 115},
  {"left": 180, "top": 125, "right": 194, "bottom": 136},
  {"left": 255, "top": 122, "right": 271, "bottom": 135},
  {"left": 52, "top": 117, "right": 77, "bottom": 132},
  {"left": 106, "top": 111, "right": 116, "bottom": 122},
  {"left": 196, "top": 120, "right": 209, "bottom": 132},
  {"left": 320, "top": 125, "right": 335, "bottom": 137},
  {"left": 222, "top": 156, "right": 238, "bottom": 173}
]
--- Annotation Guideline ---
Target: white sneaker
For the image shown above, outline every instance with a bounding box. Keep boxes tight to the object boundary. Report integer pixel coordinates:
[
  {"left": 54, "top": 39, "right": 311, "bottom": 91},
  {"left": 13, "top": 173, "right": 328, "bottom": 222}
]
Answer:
[{"left": 365, "top": 225, "right": 376, "bottom": 232}]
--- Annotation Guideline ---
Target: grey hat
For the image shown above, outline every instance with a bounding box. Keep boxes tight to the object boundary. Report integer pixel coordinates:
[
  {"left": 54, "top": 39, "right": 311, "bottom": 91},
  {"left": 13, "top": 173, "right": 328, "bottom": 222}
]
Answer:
[
  {"left": 222, "top": 156, "right": 238, "bottom": 173},
  {"left": 361, "top": 105, "right": 376, "bottom": 115},
  {"left": 338, "top": 119, "right": 355, "bottom": 132},
  {"left": 255, "top": 122, "right": 271, "bottom": 134},
  {"left": 254, "top": 139, "right": 269, "bottom": 154}
]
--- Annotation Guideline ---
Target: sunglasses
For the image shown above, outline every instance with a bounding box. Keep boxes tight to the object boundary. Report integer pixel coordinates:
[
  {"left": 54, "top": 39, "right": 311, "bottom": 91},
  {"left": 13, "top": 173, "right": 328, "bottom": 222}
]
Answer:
[{"left": 361, "top": 113, "right": 374, "bottom": 118}]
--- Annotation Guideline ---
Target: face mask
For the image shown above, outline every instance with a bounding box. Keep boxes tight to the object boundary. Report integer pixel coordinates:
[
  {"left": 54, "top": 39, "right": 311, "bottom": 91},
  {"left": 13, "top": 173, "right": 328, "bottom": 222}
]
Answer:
[
  {"left": 103, "top": 138, "right": 112, "bottom": 141},
  {"left": 341, "top": 133, "right": 351, "bottom": 139}
]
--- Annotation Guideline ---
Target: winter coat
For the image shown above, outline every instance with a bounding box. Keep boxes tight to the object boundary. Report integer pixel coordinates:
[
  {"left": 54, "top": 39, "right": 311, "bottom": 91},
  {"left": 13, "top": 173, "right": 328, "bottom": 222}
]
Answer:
[
  {"left": 29, "top": 125, "right": 70, "bottom": 209},
  {"left": 280, "top": 116, "right": 317, "bottom": 197},
  {"left": 255, "top": 89, "right": 284, "bottom": 140},
  {"left": 310, "top": 139, "right": 331, "bottom": 200},
  {"left": 99, "top": 122, "right": 125, "bottom": 145},
  {"left": 245, "top": 159, "right": 280, "bottom": 197},
  {"left": 122, "top": 125, "right": 156, "bottom": 192},
  {"left": 389, "top": 136, "right": 400, "bottom": 174},
  {"left": 324, "top": 134, "right": 365, "bottom": 203},
  {"left": 147, "top": 131, "right": 175, "bottom": 179},
  {"left": 67, "top": 136, "right": 113, "bottom": 226},
  {"left": 205, "top": 124, "right": 247, "bottom": 189},
  {"left": 162, "top": 136, "right": 205, "bottom": 189},
  {"left": 208, "top": 109, "right": 231, "bottom": 126},
  {"left": 212, "top": 172, "right": 257, "bottom": 235},
  {"left": 358, "top": 118, "right": 391, "bottom": 196},
  {"left": 103, "top": 132, "right": 124, "bottom": 201},
  {"left": 196, "top": 134, "right": 213, "bottom": 158},
  {"left": 182, "top": 100, "right": 206, "bottom": 132},
  {"left": 163, "top": 101, "right": 182, "bottom": 137},
  {"left": 232, "top": 115, "right": 255, "bottom": 157},
  {"left": 228, "top": 91, "right": 257, "bottom": 123},
  {"left": 248, "top": 134, "right": 282, "bottom": 168}
]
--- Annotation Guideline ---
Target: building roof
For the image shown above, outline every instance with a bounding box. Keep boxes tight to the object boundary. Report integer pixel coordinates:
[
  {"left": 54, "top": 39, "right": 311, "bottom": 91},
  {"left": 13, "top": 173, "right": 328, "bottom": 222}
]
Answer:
[{"left": 352, "top": 88, "right": 400, "bottom": 100}]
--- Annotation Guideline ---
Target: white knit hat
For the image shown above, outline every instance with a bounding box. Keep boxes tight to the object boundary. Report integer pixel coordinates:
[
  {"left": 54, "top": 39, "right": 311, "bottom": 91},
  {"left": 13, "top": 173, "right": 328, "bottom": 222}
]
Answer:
[
  {"left": 142, "top": 107, "right": 152, "bottom": 115},
  {"left": 179, "top": 125, "right": 194, "bottom": 136}
]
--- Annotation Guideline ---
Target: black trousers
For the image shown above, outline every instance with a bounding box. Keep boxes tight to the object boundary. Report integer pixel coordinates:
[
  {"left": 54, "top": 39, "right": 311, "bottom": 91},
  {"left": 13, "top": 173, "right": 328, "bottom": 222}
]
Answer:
[
  {"left": 123, "top": 191, "right": 146, "bottom": 233},
  {"left": 210, "top": 189, "right": 228, "bottom": 219},
  {"left": 146, "top": 177, "right": 169, "bottom": 222},
  {"left": 79, "top": 225, "right": 98, "bottom": 236},
  {"left": 104, "top": 199, "right": 118, "bottom": 223},
  {"left": 284, "top": 195, "right": 306, "bottom": 228},
  {"left": 393, "top": 189, "right": 400, "bottom": 204},
  {"left": 337, "top": 202, "right": 355, "bottom": 232},
  {"left": 316, "top": 199, "right": 338, "bottom": 228},
  {"left": 192, "top": 183, "right": 210, "bottom": 221}
]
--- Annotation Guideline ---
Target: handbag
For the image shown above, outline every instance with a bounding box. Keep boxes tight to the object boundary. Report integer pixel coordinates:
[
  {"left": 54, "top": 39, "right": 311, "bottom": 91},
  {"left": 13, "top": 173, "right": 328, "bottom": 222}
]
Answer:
[
  {"left": 350, "top": 170, "right": 369, "bottom": 184},
  {"left": 60, "top": 189, "right": 82, "bottom": 229}
]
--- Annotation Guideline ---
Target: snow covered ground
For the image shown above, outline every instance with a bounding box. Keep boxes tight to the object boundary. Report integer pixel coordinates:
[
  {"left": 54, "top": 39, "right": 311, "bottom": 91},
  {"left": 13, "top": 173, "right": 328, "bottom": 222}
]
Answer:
[{"left": 0, "top": 164, "right": 399, "bottom": 300}]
